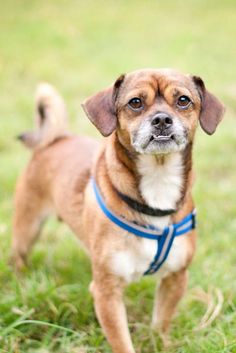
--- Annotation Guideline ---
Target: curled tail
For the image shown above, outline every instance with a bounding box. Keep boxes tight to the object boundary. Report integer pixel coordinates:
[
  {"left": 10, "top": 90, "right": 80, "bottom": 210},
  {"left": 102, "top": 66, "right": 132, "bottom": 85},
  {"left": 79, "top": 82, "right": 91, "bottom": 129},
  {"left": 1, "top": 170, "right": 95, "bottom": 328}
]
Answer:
[{"left": 18, "top": 83, "right": 68, "bottom": 149}]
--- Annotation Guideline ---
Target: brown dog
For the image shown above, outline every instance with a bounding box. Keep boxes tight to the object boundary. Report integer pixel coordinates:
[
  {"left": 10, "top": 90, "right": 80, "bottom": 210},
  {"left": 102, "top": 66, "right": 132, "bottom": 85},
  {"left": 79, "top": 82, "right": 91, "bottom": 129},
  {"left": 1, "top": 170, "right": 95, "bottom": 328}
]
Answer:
[{"left": 12, "top": 69, "right": 225, "bottom": 353}]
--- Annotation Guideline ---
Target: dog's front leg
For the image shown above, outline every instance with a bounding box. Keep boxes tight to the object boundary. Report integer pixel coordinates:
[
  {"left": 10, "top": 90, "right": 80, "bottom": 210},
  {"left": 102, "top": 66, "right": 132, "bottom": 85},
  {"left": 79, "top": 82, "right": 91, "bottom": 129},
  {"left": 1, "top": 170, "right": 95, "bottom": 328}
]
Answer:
[
  {"left": 90, "top": 275, "right": 135, "bottom": 353},
  {"left": 152, "top": 269, "right": 188, "bottom": 346}
]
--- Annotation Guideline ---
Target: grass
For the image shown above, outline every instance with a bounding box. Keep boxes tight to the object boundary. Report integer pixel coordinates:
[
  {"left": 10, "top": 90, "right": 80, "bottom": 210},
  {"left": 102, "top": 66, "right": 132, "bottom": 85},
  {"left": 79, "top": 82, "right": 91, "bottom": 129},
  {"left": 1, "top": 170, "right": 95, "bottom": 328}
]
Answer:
[{"left": 0, "top": 0, "right": 236, "bottom": 352}]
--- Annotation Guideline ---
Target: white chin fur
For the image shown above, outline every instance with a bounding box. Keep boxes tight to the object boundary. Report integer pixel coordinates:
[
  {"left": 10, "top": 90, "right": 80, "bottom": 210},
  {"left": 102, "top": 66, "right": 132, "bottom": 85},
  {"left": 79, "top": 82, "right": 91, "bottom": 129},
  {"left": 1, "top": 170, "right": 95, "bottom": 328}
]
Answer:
[{"left": 133, "top": 138, "right": 187, "bottom": 155}]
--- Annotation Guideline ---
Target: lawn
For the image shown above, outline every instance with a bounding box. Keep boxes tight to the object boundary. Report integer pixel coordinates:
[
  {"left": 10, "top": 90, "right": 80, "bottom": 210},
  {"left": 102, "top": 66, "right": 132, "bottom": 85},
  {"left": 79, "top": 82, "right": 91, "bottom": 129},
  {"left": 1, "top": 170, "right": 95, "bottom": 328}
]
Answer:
[{"left": 0, "top": 0, "right": 236, "bottom": 352}]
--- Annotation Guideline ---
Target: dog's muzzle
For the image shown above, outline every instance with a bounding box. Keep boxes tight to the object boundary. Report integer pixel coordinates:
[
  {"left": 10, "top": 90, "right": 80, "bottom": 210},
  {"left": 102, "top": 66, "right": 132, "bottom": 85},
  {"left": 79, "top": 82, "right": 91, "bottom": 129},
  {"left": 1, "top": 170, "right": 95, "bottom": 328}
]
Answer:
[
  {"left": 150, "top": 112, "right": 174, "bottom": 142},
  {"left": 132, "top": 112, "right": 188, "bottom": 154}
]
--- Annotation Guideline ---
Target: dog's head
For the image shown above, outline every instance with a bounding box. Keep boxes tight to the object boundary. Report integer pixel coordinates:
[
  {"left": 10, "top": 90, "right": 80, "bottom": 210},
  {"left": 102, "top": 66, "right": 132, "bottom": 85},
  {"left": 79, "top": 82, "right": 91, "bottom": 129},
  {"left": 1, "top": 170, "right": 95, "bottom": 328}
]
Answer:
[{"left": 82, "top": 69, "right": 225, "bottom": 155}]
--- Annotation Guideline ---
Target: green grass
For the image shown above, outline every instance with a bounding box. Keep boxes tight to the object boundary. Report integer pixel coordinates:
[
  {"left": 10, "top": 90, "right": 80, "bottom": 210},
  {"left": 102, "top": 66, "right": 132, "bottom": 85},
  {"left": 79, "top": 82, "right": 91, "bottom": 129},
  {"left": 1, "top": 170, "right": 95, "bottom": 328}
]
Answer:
[{"left": 0, "top": 0, "right": 236, "bottom": 352}]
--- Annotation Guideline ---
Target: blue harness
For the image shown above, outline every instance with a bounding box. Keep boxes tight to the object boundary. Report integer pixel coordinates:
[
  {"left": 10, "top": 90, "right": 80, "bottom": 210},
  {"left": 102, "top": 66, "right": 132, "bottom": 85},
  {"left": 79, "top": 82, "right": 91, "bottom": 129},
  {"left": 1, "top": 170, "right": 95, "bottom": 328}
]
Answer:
[{"left": 92, "top": 178, "right": 196, "bottom": 275}]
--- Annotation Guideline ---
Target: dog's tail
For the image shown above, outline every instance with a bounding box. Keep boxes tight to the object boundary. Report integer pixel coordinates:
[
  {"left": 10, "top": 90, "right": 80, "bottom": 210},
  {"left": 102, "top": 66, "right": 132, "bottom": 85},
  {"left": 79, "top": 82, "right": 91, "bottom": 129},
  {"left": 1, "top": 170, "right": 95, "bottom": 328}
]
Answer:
[{"left": 18, "top": 83, "right": 68, "bottom": 149}]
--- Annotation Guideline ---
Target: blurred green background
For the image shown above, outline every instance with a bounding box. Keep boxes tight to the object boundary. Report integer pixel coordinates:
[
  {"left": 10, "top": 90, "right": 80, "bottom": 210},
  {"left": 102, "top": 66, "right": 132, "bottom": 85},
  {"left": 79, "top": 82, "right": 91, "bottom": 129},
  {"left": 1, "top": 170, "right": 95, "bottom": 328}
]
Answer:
[{"left": 0, "top": 0, "right": 236, "bottom": 352}]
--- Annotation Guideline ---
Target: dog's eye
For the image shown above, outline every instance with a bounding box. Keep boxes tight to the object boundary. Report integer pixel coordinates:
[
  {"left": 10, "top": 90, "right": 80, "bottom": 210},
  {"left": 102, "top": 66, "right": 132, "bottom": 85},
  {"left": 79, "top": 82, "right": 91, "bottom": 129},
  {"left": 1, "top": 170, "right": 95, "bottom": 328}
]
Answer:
[
  {"left": 177, "top": 95, "right": 191, "bottom": 109},
  {"left": 128, "top": 97, "right": 143, "bottom": 111}
]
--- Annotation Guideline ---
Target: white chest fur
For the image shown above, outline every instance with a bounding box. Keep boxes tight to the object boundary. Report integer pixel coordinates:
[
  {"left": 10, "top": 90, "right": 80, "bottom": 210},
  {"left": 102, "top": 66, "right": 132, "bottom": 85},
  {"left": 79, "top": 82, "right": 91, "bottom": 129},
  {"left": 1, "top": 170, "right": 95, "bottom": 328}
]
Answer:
[
  {"left": 110, "top": 153, "right": 187, "bottom": 283},
  {"left": 111, "top": 235, "right": 188, "bottom": 283},
  {"left": 138, "top": 153, "right": 184, "bottom": 228}
]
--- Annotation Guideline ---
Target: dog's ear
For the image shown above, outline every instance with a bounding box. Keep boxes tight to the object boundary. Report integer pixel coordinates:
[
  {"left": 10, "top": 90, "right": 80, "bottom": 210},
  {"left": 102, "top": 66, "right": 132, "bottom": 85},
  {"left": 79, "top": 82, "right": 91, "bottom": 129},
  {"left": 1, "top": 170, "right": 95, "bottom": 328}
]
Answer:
[
  {"left": 82, "top": 74, "right": 125, "bottom": 136},
  {"left": 192, "top": 76, "right": 225, "bottom": 135}
]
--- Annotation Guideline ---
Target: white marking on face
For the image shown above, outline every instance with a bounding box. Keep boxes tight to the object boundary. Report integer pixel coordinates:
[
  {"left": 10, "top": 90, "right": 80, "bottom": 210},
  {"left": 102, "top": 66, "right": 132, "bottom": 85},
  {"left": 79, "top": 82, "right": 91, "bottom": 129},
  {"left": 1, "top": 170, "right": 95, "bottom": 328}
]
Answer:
[{"left": 132, "top": 117, "right": 187, "bottom": 154}]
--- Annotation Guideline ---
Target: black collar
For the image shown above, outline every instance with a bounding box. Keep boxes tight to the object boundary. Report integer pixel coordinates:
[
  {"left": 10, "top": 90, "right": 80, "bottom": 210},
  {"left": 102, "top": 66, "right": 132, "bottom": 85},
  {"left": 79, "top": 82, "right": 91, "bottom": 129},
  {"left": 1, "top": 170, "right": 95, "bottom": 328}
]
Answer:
[{"left": 115, "top": 189, "right": 176, "bottom": 217}]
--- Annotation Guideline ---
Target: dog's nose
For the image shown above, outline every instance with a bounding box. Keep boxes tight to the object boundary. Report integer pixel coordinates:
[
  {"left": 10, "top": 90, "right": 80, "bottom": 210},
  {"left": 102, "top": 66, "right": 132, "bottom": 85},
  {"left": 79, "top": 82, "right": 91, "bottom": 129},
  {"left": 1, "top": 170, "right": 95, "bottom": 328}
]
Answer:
[{"left": 151, "top": 113, "right": 173, "bottom": 128}]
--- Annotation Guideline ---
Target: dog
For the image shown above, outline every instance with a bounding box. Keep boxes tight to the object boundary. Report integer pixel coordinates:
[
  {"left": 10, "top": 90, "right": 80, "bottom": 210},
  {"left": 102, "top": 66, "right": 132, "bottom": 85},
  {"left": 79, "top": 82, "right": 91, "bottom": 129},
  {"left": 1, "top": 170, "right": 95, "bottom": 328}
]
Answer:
[{"left": 12, "top": 69, "right": 225, "bottom": 353}]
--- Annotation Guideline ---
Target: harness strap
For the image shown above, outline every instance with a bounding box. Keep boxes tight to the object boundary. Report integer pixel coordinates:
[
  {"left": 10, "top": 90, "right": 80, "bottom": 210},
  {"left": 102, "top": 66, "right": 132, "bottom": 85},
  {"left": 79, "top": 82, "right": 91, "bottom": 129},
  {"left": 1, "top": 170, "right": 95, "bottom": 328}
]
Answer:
[{"left": 92, "top": 178, "right": 196, "bottom": 275}]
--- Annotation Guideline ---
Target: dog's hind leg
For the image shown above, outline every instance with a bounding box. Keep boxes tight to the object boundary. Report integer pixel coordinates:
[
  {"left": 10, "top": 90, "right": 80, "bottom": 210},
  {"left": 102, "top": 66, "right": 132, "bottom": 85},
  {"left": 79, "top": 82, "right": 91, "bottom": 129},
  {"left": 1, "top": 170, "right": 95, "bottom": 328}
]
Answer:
[
  {"left": 11, "top": 174, "right": 51, "bottom": 271},
  {"left": 151, "top": 269, "right": 188, "bottom": 347}
]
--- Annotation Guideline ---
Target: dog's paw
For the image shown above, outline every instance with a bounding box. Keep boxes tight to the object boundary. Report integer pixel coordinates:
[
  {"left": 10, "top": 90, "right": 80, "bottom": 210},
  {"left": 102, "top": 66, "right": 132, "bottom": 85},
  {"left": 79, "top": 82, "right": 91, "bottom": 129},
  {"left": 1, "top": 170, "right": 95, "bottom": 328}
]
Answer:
[
  {"left": 151, "top": 322, "right": 171, "bottom": 349},
  {"left": 160, "top": 333, "right": 171, "bottom": 349},
  {"left": 9, "top": 252, "right": 28, "bottom": 273}
]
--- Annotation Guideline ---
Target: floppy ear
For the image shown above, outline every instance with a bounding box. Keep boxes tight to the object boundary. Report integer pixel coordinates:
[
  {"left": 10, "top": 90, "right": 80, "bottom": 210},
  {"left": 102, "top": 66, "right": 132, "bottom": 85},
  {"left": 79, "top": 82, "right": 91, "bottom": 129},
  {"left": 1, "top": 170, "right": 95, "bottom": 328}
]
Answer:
[
  {"left": 192, "top": 76, "right": 225, "bottom": 135},
  {"left": 82, "top": 74, "right": 125, "bottom": 136}
]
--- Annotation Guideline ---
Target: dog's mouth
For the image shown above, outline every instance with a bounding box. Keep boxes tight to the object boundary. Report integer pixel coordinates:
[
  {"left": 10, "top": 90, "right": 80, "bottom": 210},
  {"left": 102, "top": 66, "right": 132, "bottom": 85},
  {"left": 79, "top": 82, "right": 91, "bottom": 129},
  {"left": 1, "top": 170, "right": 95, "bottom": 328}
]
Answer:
[
  {"left": 149, "top": 134, "right": 175, "bottom": 143},
  {"left": 132, "top": 122, "right": 188, "bottom": 155}
]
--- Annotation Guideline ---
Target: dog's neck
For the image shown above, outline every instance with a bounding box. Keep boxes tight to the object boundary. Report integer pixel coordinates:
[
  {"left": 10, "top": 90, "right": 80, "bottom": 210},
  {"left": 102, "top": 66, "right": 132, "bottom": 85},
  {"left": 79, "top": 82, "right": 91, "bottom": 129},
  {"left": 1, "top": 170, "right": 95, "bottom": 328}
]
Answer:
[
  {"left": 137, "top": 153, "right": 183, "bottom": 210},
  {"left": 104, "top": 133, "right": 193, "bottom": 226}
]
